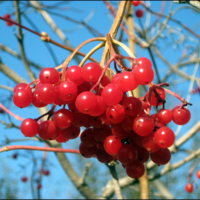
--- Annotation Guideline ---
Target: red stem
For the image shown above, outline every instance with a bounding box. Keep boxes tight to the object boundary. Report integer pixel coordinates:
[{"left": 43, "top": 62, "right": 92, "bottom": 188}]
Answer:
[
  {"left": 0, "top": 17, "right": 41, "bottom": 37},
  {"left": 0, "top": 103, "right": 24, "bottom": 121},
  {"left": 0, "top": 145, "right": 80, "bottom": 154}
]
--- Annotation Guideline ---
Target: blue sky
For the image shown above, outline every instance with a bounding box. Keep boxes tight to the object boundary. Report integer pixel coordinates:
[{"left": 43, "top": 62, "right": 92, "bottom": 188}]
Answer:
[{"left": 0, "top": 1, "right": 200, "bottom": 199}]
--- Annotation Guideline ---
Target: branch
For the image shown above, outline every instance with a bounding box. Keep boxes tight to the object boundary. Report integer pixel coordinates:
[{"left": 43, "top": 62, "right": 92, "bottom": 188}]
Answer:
[
  {"left": 14, "top": 1, "right": 36, "bottom": 82},
  {"left": 0, "top": 62, "right": 27, "bottom": 84},
  {"left": 107, "top": 165, "right": 124, "bottom": 199},
  {"left": 174, "top": 0, "right": 200, "bottom": 10},
  {"left": 0, "top": 85, "right": 13, "bottom": 92},
  {"left": 50, "top": 142, "right": 104, "bottom": 199},
  {"left": 30, "top": 0, "right": 81, "bottom": 63}
]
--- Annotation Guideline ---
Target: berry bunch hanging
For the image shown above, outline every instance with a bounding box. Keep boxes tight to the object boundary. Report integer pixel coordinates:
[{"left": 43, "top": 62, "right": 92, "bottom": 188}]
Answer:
[{"left": 13, "top": 33, "right": 192, "bottom": 179}]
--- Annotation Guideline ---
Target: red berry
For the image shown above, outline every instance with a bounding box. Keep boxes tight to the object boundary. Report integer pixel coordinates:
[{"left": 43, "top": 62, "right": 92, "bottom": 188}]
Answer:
[
  {"left": 21, "top": 177, "right": 28, "bottom": 182},
  {"left": 147, "top": 88, "right": 166, "bottom": 107},
  {"left": 79, "top": 143, "right": 97, "bottom": 158},
  {"left": 135, "top": 147, "right": 150, "bottom": 163},
  {"left": 39, "top": 68, "right": 60, "bottom": 84},
  {"left": 65, "top": 65, "right": 84, "bottom": 86},
  {"left": 13, "top": 83, "right": 30, "bottom": 93},
  {"left": 196, "top": 170, "right": 200, "bottom": 179},
  {"left": 101, "top": 84, "right": 123, "bottom": 106},
  {"left": 123, "top": 97, "right": 143, "bottom": 117},
  {"left": 13, "top": 88, "right": 32, "bottom": 108},
  {"left": 133, "top": 115, "right": 155, "bottom": 137},
  {"left": 81, "top": 62, "right": 102, "bottom": 82},
  {"left": 32, "top": 92, "right": 47, "bottom": 108},
  {"left": 128, "top": 133, "right": 143, "bottom": 148},
  {"left": 55, "top": 131, "right": 69, "bottom": 143},
  {"left": 134, "top": 57, "right": 152, "bottom": 68},
  {"left": 185, "top": 183, "right": 193, "bottom": 193},
  {"left": 52, "top": 108, "right": 73, "bottom": 129},
  {"left": 96, "top": 149, "right": 114, "bottom": 163},
  {"left": 121, "top": 115, "right": 135, "bottom": 134},
  {"left": 75, "top": 92, "right": 98, "bottom": 114},
  {"left": 37, "top": 184, "right": 42, "bottom": 190},
  {"left": 4, "top": 14, "right": 13, "bottom": 26},
  {"left": 104, "top": 135, "right": 122, "bottom": 155},
  {"left": 77, "top": 81, "right": 92, "bottom": 94},
  {"left": 126, "top": 161, "right": 145, "bottom": 178},
  {"left": 111, "top": 124, "right": 130, "bottom": 140},
  {"left": 93, "top": 124, "right": 112, "bottom": 142},
  {"left": 136, "top": 9, "right": 143, "bottom": 18},
  {"left": 150, "top": 148, "right": 171, "bottom": 165},
  {"left": 43, "top": 170, "right": 50, "bottom": 176},
  {"left": 132, "top": 64, "right": 154, "bottom": 85},
  {"left": 61, "top": 125, "right": 80, "bottom": 140},
  {"left": 12, "top": 153, "right": 18, "bottom": 159},
  {"left": 142, "top": 132, "right": 160, "bottom": 153},
  {"left": 106, "top": 104, "right": 125, "bottom": 124},
  {"left": 20, "top": 118, "right": 39, "bottom": 137},
  {"left": 38, "top": 120, "right": 59, "bottom": 140},
  {"left": 57, "top": 81, "right": 78, "bottom": 102},
  {"left": 117, "top": 144, "right": 138, "bottom": 164},
  {"left": 117, "top": 72, "right": 138, "bottom": 92},
  {"left": 172, "top": 106, "right": 191, "bottom": 125},
  {"left": 72, "top": 112, "right": 90, "bottom": 127},
  {"left": 154, "top": 127, "right": 175, "bottom": 148},
  {"left": 100, "top": 112, "right": 113, "bottom": 125},
  {"left": 80, "top": 128, "right": 97, "bottom": 147},
  {"left": 37, "top": 84, "right": 58, "bottom": 104},
  {"left": 132, "top": 1, "right": 141, "bottom": 7},
  {"left": 157, "top": 109, "right": 172, "bottom": 124}
]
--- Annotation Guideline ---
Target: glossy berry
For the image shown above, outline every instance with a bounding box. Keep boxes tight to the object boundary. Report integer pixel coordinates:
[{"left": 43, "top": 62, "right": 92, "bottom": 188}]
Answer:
[
  {"left": 132, "top": 64, "right": 154, "bottom": 85},
  {"left": 126, "top": 161, "right": 145, "bottom": 178},
  {"left": 150, "top": 148, "right": 171, "bottom": 165},
  {"left": 39, "top": 68, "right": 60, "bottom": 84},
  {"left": 185, "top": 183, "right": 193, "bottom": 193},
  {"left": 135, "top": 147, "right": 150, "bottom": 163},
  {"left": 101, "top": 84, "right": 123, "bottom": 106},
  {"left": 52, "top": 108, "right": 73, "bottom": 129},
  {"left": 104, "top": 135, "right": 122, "bottom": 155},
  {"left": 196, "top": 170, "right": 200, "bottom": 179},
  {"left": 20, "top": 118, "right": 39, "bottom": 137},
  {"left": 72, "top": 112, "right": 90, "bottom": 127},
  {"left": 121, "top": 115, "right": 135, "bottom": 134},
  {"left": 123, "top": 97, "right": 142, "bottom": 117},
  {"left": 133, "top": 115, "right": 155, "bottom": 137},
  {"left": 172, "top": 106, "right": 191, "bottom": 125},
  {"left": 13, "top": 88, "right": 32, "bottom": 108},
  {"left": 117, "top": 144, "right": 138, "bottom": 164},
  {"left": 142, "top": 132, "right": 160, "bottom": 153},
  {"left": 132, "top": 1, "right": 141, "bottom": 6},
  {"left": 77, "top": 81, "right": 92, "bottom": 94},
  {"left": 157, "top": 109, "right": 172, "bottom": 124},
  {"left": 81, "top": 62, "right": 102, "bottom": 82},
  {"left": 128, "top": 133, "right": 143, "bottom": 148},
  {"left": 117, "top": 72, "right": 138, "bottom": 92},
  {"left": 57, "top": 80, "right": 78, "bottom": 102},
  {"left": 100, "top": 112, "right": 113, "bottom": 125},
  {"left": 32, "top": 92, "right": 47, "bottom": 108},
  {"left": 135, "top": 57, "right": 152, "bottom": 68},
  {"left": 13, "top": 83, "right": 30, "bottom": 93},
  {"left": 154, "top": 127, "right": 175, "bottom": 148},
  {"left": 79, "top": 143, "right": 97, "bottom": 158},
  {"left": 106, "top": 104, "right": 125, "bottom": 124},
  {"left": 65, "top": 65, "right": 84, "bottom": 86},
  {"left": 21, "top": 177, "right": 28, "bottom": 182},
  {"left": 75, "top": 92, "right": 98, "bottom": 114},
  {"left": 37, "top": 83, "right": 58, "bottom": 104},
  {"left": 136, "top": 9, "right": 143, "bottom": 18},
  {"left": 38, "top": 120, "right": 59, "bottom": 140}
]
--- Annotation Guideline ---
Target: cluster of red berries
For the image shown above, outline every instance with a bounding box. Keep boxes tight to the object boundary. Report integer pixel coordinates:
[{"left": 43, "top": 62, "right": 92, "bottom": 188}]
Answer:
[
  {"left": 185, "top": 170, "right": 200, "bottom": 193},
  {"left": 3, "top": 14, "right": 13, "bottom": 26},
  {"left": 131, "top": 1, "right": 143, "bottom": 18},
  {"left": 13, "top": 54, "right": 191, "bottom": 179}
]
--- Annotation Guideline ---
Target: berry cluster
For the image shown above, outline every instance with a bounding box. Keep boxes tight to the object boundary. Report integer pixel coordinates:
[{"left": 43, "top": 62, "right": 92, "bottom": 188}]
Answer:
[
  {"left": 3, "top": 14, "right": 13, "bottom": 26},
  {"left": 13, "top": 40, "right": 191, "bottom": 179},
  {"left": 131, "top": 1, "right": 143, "bottom": 18},
  {"left": 191, "top": 87, "right": 200, "bottom": 94}
]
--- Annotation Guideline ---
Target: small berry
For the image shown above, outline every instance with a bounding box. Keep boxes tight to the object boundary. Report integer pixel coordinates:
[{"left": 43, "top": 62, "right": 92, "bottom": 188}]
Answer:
[
  {"left": 132, "top": 1, "right": 141, "bottom": 7},
  {"left": 136, "top": 9, "right": 143, "bottom": 18},
  {"left": 12, "top": 153, "right": 18, "bottom": 159},
  {"left": 185, "top": 183, "right": 193, "bottom": 193},
  {"left": 37, "top": 184, "right": 42, "bottom": 190},
  {"left": 21, "top": 177, "right": 28, "bottom": 182},
  {"left": 196, "top": 170, "right": 200, "bottom": 179},
  {"left": 43, "top": 170, "right": 50, "bottom": 176}
]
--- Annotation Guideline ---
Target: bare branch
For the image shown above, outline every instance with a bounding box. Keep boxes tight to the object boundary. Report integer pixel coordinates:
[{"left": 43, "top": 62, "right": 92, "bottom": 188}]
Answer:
[{"left": 0, "top": 85, "right": 13, "bottom": 92}]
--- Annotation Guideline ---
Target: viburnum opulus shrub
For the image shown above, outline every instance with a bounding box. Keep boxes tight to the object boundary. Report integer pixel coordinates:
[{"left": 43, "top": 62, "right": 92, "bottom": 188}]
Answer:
[{"left": 13, "top": 34, "right": 191, "bottom": 180}]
